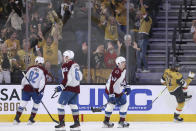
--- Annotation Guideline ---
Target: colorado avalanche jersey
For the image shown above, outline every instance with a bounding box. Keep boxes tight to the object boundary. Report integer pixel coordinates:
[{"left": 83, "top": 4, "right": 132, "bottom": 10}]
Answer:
[
  {"left": 106, "top": 67, "right": 126, "bottom": 96},
  {"left": 61, "top": 60, "right": 82, "bottom": 93},
  {"left": 21, "top": 65, "right": 47, "bottom": 92}
]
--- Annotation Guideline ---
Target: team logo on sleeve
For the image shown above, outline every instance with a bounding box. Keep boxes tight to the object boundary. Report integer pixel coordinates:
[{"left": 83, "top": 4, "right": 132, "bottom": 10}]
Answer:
[{"left": 115, "top": 70, "right": 119, "bottom": 74}]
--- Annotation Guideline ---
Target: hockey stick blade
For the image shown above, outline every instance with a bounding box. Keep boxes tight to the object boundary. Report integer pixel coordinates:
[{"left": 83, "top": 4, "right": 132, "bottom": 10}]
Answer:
[
  {"left": 41, "top": 101, "right": 59, "bottom": 124},
  {"left": 51, "top": 91, "right": 58, "bottom": 99},
  {"left": 91, "top": 107, "right": 102, "bottom": 113}
]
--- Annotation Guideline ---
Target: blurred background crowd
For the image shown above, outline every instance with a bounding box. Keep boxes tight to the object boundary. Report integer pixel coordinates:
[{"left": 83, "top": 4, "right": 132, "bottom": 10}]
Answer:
[{"left": 0, "top": 0, "right": 162, "bottom": 84}]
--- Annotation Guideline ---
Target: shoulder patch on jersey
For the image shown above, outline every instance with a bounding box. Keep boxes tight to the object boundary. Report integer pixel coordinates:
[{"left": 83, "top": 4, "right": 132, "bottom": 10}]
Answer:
[
  {"left": 115, "top": 70, "right": 119, "bottom": 74},
  {"left": 73, "top": 63, "right": 79, "bottom": 68}
]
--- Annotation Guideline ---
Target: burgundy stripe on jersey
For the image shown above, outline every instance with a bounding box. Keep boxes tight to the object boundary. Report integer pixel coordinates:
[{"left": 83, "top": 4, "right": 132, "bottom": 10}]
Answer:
[
  {"left": 64, "top": 85, "right": 80, "bottom": 93},
  {"left": 109, "top": 67, "right": 121, "bottom": 94},
  {"left": 61, "top": 60, "right": 75, "bottom": 86}
]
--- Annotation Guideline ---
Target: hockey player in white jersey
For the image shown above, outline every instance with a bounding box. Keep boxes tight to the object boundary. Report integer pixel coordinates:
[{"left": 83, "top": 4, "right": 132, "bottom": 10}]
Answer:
[
  {"left": 13, "top": 56, "right": 48, "bottom": 125},
  {"left": 103, "top": 56, "right": 131, "bottom": 128},
  {"left": 54, "top": 50, "right": 83, "bottom": 130}
]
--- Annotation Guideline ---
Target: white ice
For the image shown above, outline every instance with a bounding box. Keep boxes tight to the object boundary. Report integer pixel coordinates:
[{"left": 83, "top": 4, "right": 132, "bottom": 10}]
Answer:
[{"left": 0, "top": 122, "right": 196, "bottom": 131}]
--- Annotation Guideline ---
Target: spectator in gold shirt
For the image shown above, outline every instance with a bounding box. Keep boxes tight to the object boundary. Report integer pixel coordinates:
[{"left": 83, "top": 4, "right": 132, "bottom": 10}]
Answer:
[
  {"left": 137, "top": 0, "right": 152, "bottom": 73},
  {"left": 4, "top": 30, "right": 20, "bottom": 58},
  {"left": 104, "top": 16, "right": 118, "bottom": 42},
  {"left": 16, "top": 39, "right": 36, "bottom": 71},
  {"left": 115, "top": 0, "right": 127, "bottom": 33},
  {"left": 37, "top": 24, "right": 59, "bottom": 82}
]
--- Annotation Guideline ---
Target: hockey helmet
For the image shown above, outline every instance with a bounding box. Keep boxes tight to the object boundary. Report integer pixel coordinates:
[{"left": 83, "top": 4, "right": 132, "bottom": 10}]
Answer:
[
  {"left": 63, "top": 50, "right": 74, "bottom": 60},
  {"left": 35, "top": 56, "right": 44, "bottom": 64},
  {"left": 115, "top": 56, "right": 126, "bottom": 66}
]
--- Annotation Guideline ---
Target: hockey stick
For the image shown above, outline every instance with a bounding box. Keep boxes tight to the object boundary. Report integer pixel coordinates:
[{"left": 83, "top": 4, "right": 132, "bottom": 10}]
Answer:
[
  {"left": 22, "top": 72, "right": 59, "bottom": 124},
  {"left": 91, "top": 86, "right": 131, "bottom": 113},
  {"left": 51, "top": 91, "right": 58, "bottom": 99},
  {"left": 148, "top": 87, "right": 167, "bottom": 107}
]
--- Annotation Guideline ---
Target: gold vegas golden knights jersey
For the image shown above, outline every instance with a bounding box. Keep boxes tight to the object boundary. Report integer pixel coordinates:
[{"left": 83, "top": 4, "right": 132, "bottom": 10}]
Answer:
[
  {"left": 105, "top": 22, "right": 118, "bottom": 41},
  {"left": 38, "top": 40, "right": 58, "bottom": 65},
  {"left": 17, "top": 49, "right": 35, "bottom": 70},
  {"left": 5, "top": 39, "right": 21, "bottom": 57},
  {"left": 162, "top": 69, "right": 192, "bottom": 93}
]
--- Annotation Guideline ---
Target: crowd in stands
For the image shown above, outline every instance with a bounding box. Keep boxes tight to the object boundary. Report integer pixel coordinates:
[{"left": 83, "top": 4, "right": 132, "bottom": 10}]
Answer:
[{"left": 0, "top": 0, "right": 162, "bottom": 84}]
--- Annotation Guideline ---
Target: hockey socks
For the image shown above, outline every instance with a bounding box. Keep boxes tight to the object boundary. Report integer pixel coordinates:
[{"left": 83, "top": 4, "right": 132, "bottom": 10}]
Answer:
[
  {"left": 27, "top": 107, "right": 38, "bottom": 125},
  {"left": 58, "top": 108, "right": 65, "bottom": 122},
  {"left": 14, "top": 106, "right": 24, "bottom": 124},
  {"left": 72, "top": 115, "right": 80, "bottom": 123},
  {"left": 55, "top": 108, "right": 65, "bottom": 129},
  {"left": 119, "top": 117, "right": 125, "bottom": 122}
]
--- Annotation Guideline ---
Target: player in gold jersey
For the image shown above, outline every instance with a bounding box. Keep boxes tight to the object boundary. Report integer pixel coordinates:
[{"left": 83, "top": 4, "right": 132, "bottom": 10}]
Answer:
[{"left": 160, "top": 63, "right": 195, "bottom": 122}]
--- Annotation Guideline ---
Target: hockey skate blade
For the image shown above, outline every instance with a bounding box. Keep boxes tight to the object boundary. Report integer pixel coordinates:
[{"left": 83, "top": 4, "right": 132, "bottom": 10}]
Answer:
[
  {"left": 55, "top": 128, "right": 66, "bottom": 131},
  {"left": 117, "top": 126, "right": 129, "bottom": 128},
  {"left": 70, "top": 126, "right": 81, "bottom": 131},
  {"left": 173, "top": 119, "right": 184, "bottom": 123},
  {"left": 117, "top": 124, "right": 129, "bottom": 128},
  {"left": 27, "top": 121, "right": 36, "bottom": 125},
  {"left": 102, "top": 124, "right": 114, "bottom": 128},
  {"left": 185, "top": 98, "right": 192, "bottom": 102},
  {"left": 13, "top": 120, "right": 20, "bottom": 125}
]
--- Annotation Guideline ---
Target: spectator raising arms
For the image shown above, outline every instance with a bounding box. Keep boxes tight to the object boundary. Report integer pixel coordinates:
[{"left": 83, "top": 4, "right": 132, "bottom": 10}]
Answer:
[
  {"left": 92, "top": 44, "right": 105, "bottom": 69},
  {"left": 37, "top": 23, "right": 59, "bottom": 81},
  {"left": 75, "top": 42, "right": 89, "bottom": 68}
]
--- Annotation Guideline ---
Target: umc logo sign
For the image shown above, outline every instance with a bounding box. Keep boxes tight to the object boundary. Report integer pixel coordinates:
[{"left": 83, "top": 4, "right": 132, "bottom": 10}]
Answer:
[{"left": 78, "top": 88, "right": 152, "bottom": 111}]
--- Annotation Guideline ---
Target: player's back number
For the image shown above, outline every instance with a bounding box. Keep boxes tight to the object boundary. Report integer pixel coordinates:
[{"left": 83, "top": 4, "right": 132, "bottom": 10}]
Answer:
[{"left": 28, "top": 70, "right": 39, "bottom": 83}]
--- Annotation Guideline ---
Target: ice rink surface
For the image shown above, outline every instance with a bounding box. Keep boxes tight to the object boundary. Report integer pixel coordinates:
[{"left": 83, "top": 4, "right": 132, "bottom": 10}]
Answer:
[{"left": 1, "top": 122, "right": 196, "bottom": 131}]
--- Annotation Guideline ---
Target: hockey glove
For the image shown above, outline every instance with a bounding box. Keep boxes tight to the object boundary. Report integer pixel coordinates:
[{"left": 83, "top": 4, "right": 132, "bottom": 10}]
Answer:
[
  {"left": 55, "top": 85, "right": 65, "bottom": 92},
  {"left": 188, "top": 71, "right": 195, "bottom": 79},
  {"left": 36, "top": 92, "right": 43, "bottom": 100},
  {"left": 124, "top": 88, "right": 131, "bottom": 95},
  {"left": 108, "top": 94, "right": 116, "bottom": 104}
]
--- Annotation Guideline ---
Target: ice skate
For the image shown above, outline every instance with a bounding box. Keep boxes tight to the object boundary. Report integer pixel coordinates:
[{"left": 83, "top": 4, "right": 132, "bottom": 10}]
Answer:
[
  {"left": 102, "top": 120, "right": 114, "bottom": 128},
  {"left": 55, "top": 121, "right": 66, "bottom": 131},
  {"left": 27, "top": 118, "right": 36, "bottom": 125},
  {"left": 13, "top": 118, "right": 20, "bottom": 125},
  {"left": 70, "top": 121, "right": 81, "bottom": 131},
  {"left": 174, "top": 113, "right": 183, "bottom": 122},
  {"left": 118, "top": 121, "right": 130, "bottom": 128},
  {"left": 184, "top": 92, "right": 192, "bottom": 100},
  {"left": 13, "top": 114, "right": 21, "bottom": 125}
]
